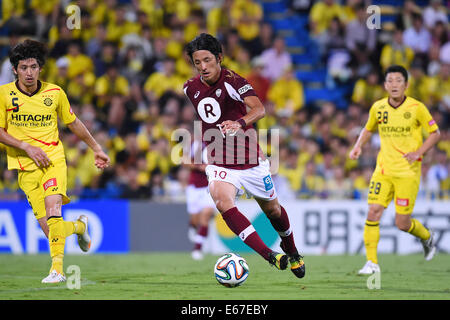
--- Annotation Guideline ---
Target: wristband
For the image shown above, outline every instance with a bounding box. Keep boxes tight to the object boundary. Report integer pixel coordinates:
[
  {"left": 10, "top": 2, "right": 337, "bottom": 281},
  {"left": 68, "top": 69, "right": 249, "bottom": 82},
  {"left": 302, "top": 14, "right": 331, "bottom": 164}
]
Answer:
[{"left": 237, "top": 118, "right": 246, "bottom": 128}]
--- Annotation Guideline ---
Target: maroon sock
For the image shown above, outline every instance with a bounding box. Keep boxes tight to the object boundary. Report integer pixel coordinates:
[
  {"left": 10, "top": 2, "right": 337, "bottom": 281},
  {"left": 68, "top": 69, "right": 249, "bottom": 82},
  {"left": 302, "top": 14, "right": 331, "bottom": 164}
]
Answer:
[
  {"left": 269, "top": 206, "right": 298, "bottom": 255},
  {"left": 222, "top": 207, "right": 272, "bottom": 261},
  {"left": 194, "top": 225, "right": 208, "bottom": 250}
]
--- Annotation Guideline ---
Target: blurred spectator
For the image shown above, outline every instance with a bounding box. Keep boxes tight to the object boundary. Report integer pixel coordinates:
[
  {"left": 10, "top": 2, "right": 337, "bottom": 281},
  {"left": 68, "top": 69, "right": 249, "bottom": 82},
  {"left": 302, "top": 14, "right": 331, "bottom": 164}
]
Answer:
[
  {"left": 316, "top": 17, "right": 347, "bottom": 59},
  {"left": 246, "top": 56, "right": 271, "bottom": 104},
  {"left": 430, "top": 21, "right": 449, "bottom": 49},
  {"left": 233, "top": 47, "right": 252, "bottom": 78},
  {"left": 119, "top": 166, "right": 151, "bottom": 199},
  {"left": 300, "top": 161, "right": 326, "bottom": 199},
  {"left": 406, "top": 59, "right": 434, "bottom": 107},
  {"left": 230, "top": 0, "right": 263, "bottom": 54},
  {"left": 395, "top": 0, "right": 422, "bottom": 31},
  {"left": 260, "top": 36, "right": 292, "bottom": 82},
  {"left": 86, "top": 24, "right": 108, "bottom": 59},
  {"left": 255, "top": 22, "right": 276, "bottom": 57},
  {"left": 278, "top": 147, "right": 304, "bottom": 193},
  {"left": 94, "top": 63, "right": 130, "bottom": 110},
  {"left": 105, "top": 4, "right": 140, "bottom": 43},
  {"left": 207, "top": 0, "right": 233, "bottom": 38},
  {"left": 430, "top": 63, "right": 450, "bottom": 112},
  {"left": 143, "top": 57, "right": 185, "bottom": 104},
  {"left": 346, "top": 4, "right": 377, "bottom": 77},
  {"left": 65, "top": 41, "right": 94, "bottom": 79},
  {"left": 403, "top": 14, "right": 432, "bottom": 58},
  {"left": 380, "top": 28, "right": 415, "bottom": 72},
  {"left": 440, "top": 41, "right": 450, "bottom": 64},
  {"left": 267, "top": 65, "right": 304, "bottom": 117},
  {"left": 309, "top": 0, "right": 345, "bottom": 36},
  {"left": 0, "top": 35, "right": 19, "bottom": 85},
  {"left": 345, "top": 4, "right": 377, "bottom": 54},
  {"left": 325, "top": 167, "right": 353, "bottom": 199},
  {"left": 427, "top": 44, "right": 442, "bottom": 76},
  {"left": 351, "top": 69, "right": 384, "bottom": 109},
  {"left": 423, "top": 0, "right": 448, "bottom": 30},
  {"left": 93, "top": 41, "right": 119, "bottom": 77}
]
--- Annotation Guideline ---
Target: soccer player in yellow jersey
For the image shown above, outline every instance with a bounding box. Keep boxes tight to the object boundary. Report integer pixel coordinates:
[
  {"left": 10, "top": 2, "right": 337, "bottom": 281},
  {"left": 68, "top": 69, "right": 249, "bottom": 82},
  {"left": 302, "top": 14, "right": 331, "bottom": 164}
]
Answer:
[
  {"left": 349, "top": 65, "right": 441, "bottom": 275},
  {"left": 0, "top": 40, "right": 110, "bottom": 283}
]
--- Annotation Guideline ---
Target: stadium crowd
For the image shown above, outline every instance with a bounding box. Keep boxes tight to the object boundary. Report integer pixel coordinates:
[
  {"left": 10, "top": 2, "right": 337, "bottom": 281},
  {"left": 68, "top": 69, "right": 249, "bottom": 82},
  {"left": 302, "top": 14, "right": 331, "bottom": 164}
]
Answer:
[{"left": 0, "top": 0, "right": 448, "bottom": 202}]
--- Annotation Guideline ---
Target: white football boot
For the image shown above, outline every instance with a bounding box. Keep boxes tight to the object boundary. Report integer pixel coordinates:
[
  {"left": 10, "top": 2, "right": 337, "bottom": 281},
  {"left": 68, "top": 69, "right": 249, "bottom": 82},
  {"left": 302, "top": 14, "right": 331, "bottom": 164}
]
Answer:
[
  {"left": 358, "top": 261, "right": 381, "bottom": 275},
  {"left": 191, "top": 249, "right": 204, "bottom": 261},
  {"left": 421, "top": 229, "right": 437, "bottom": 261},
  {"left": 77, "top": 215, "right": 91, "bottom": 252},
  {"left": 42, "top": 270, "right": 66, "bottom": 283}
]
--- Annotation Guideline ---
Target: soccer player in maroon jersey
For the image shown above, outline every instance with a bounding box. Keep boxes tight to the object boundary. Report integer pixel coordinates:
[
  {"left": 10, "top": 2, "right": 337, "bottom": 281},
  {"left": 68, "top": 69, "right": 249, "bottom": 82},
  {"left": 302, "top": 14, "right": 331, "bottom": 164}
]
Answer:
[{"left": 183, "top": 33, "right": 305, "bottom": 278}]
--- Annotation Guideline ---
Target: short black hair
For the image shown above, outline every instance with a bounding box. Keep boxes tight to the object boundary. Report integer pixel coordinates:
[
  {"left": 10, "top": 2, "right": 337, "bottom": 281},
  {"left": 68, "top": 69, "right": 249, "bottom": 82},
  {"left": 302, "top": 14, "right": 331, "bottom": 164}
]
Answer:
[
  {"left": 384, "top": 65, "right": 408, "bottom": 82},
  {"left": 9, "top": 39, "right": 48, "bottom": 70},
  {"left": 185, "top": 33, "right": 223, "bottom": 62}
]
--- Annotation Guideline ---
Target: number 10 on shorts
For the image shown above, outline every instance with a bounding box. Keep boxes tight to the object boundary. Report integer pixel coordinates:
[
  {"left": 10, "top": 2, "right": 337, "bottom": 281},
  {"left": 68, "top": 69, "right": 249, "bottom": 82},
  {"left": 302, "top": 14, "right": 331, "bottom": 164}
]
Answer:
[{"left": 214, "top": 170, "right": 227, "bottom": 179}]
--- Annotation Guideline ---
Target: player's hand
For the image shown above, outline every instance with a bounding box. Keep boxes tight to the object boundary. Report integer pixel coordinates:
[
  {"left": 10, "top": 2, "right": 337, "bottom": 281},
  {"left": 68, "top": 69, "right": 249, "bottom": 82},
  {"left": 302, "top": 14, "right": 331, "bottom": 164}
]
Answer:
[
  {"left": 403, "top": 151, "right": 422, "bottom": 164},
  {"left": 94, "top": 149, "right": 110, "bottom": 169},
  {"left": 349, "top": 146, "right": 361, "bottom": 160},
  {"left": 23, "top": 143, "right": 51, "bottom": 167},
  {"left": 218, "top": 120, "right": 242, "bottom": 137}
]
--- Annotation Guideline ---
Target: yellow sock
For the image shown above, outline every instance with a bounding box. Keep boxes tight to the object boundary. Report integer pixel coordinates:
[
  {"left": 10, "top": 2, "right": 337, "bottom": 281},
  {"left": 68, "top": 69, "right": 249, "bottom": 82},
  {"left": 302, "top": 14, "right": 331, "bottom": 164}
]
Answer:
[
  {"left": 73, "top": 219, "right": 86, "bottom": 235},
  {"left": 64, "top": 220, "right": 85, "bottom": 236},
  {"left": 408, "top": 219, "right": 430, "bottom": 241},
  {"left": 47, "top": 216, "right": 66, "bottom": 275},
  {"left": 364, "top": 220, "right": 380, "bottom": 264}
]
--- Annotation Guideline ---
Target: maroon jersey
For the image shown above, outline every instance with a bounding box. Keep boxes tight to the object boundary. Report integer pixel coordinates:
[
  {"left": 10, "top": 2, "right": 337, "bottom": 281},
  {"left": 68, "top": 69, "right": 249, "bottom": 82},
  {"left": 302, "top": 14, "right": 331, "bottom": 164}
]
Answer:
[
  {"left": 188, "top": 140, "right": 209, "bottom": 188},
  {"left": 184, "top": 68, "right": 264, "bottom": 170}
]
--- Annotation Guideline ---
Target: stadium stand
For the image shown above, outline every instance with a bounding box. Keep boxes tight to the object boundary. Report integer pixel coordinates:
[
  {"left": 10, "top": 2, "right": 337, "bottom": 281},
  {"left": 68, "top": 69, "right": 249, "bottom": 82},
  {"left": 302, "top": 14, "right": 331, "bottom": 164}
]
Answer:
[{"left": 0, "top": 0, "right": 448, "bottom": 201}]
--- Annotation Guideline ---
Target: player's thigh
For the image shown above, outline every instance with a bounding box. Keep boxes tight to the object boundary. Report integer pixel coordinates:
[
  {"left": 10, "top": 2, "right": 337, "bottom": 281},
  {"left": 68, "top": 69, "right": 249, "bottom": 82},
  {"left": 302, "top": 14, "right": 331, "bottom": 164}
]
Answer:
[
  {"left": 41, "top": 159, "right": 70, "bottom": 205},
  {"left": 240, "top": 159, "right": 277, "bottom": 201},
  {"left": 18, "top": 169, "right": 46, "bottom": 220},
  {"left": 393, "top": 175, "right": 420, "bottom": 215},
  {"left": 205, "top": 166, "right": 240, "bottom": 212},
  {"left": 367, "top": 172, "right": 394, "bottom": 209}
]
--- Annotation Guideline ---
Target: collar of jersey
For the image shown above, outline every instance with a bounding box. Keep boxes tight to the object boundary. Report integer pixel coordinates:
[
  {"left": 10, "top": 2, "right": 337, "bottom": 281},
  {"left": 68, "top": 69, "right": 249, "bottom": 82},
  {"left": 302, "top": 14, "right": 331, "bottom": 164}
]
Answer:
[
  {"left": 387, "top": 95, "right": 407, "bottom": 109},
  {"left": 15, "top": 80, "right": 42, "bottom": 97}
]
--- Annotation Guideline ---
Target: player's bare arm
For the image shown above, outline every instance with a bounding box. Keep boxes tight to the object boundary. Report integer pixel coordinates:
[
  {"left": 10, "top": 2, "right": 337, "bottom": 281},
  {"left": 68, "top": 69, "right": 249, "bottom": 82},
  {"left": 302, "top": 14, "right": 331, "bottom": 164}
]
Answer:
[
  {"left": 349, "top": 128, "right": 373, "bottom": 160},
  {"left": 66, "top": 118, "right": 110, "bottom": 169},
  {"left": 219, "top": 95, "right": 265, "bottom": 135},
  {"left": 403, "top": 129, "right": 441, "bottom": 164},
  {"left": 0, "top": 128, "right": 50, "bottom": 167}
]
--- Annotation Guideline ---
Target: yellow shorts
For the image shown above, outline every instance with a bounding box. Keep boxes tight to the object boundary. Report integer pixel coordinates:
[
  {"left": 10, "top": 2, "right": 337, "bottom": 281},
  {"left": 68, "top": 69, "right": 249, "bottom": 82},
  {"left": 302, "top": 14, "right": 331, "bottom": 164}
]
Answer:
[
  {"left": 18, "top": 158, "right": 70, "bottom": 220},
  {"left": 367, "top": 172, "right": 419, "bottom": 215}
]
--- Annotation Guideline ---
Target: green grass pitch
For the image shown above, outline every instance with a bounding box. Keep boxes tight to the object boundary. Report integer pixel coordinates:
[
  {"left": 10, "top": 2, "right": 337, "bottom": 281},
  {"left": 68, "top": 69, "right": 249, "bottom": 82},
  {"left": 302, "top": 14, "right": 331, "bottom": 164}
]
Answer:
[{"left": 1, "top": 253, "right": 449, "bottom": 300}]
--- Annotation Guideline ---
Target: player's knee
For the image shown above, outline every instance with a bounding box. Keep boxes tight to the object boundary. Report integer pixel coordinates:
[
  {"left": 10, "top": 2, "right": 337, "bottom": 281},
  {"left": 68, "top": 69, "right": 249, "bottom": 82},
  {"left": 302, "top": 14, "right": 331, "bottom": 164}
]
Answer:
[
  {"left": 367, "top": 205, "right": 383, "bottom": 221},
  {"left": 264, "top": 204, "right": 281, "bottom": 219},
  {"left": 214, "top": 199, "right": 234, "bottom": 214},
  {"left": 395, "top": 219, "right": 410, "bottom": 232}
]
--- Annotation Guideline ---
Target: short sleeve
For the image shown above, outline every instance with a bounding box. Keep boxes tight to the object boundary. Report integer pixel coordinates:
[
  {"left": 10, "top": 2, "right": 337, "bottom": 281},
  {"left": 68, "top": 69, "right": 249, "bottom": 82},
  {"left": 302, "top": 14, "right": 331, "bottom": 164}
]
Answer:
[
  {"left": 417, "top": 103, "right": 439, "bottom": 133},
  {"left": 57, "top": 89, "right": 76, "bottom": 125},
  {"left": 228, "top": 71, "right": 257, "bottom": 100},
  {"left": 365, "top": 103, "right": 378, "bottom": 132},
  {"left": 0, "top": 89, "right": 6, "bottom": 128}
]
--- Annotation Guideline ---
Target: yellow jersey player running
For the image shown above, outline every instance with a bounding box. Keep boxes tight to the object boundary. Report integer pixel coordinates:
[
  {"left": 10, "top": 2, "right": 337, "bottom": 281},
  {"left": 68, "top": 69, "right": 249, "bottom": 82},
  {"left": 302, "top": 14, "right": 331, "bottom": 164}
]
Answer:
[
  {"left": 0, "top": 40, "right": 110, "bottom": 283},
  {"left": 349, "top": 65, "right": 441, "bottom": 275}
]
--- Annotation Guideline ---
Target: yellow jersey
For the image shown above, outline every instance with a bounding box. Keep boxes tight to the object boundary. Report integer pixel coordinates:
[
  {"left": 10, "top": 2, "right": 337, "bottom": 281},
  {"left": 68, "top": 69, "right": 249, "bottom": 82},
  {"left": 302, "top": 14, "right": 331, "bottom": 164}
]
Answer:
[
  {"left": 365, "top": 96, "right": 439, "bottom": 177},
  {"left": 0, "top": 81, "right": 76, "bottom": 171}
]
